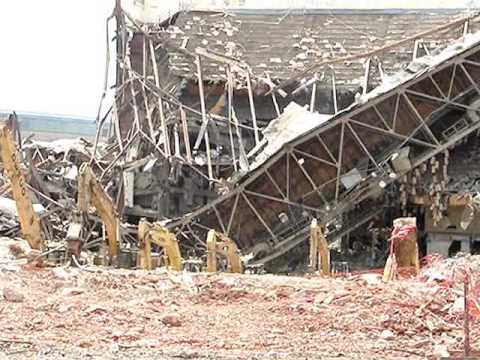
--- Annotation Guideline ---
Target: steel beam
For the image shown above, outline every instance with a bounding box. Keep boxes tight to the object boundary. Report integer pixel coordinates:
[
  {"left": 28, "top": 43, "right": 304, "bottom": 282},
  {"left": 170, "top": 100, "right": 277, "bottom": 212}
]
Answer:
[
  {"left": 335, "top": 121, "right": 345, "bottom": 202},
  {"left": 241, "top": 192, "right": 280, "bottom": 244}
]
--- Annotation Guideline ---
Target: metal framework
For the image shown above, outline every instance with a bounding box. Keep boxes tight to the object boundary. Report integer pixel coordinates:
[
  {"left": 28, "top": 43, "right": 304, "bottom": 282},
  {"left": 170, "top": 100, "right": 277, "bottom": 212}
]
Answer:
[
  {"left": 166, "top": 39, "right": 480, "bottom": 264},
  {"left": 98, "top": 5, "right": 480, "bottom": 264}
]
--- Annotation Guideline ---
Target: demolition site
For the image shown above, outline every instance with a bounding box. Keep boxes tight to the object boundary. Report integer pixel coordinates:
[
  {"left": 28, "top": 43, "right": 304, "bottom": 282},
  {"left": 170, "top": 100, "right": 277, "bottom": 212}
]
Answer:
[{"left": 1, "top": 1, "right": 480, "bottom": 358}]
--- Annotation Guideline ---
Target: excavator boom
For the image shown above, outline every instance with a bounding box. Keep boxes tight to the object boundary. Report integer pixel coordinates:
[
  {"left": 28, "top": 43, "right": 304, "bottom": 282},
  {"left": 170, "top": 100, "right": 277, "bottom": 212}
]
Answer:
[
  {"left": 0, "top": 124, "right": 44, "bottom": 250},
  {"left": 69, "top": 163, "right": 120, "bottom": 263}
]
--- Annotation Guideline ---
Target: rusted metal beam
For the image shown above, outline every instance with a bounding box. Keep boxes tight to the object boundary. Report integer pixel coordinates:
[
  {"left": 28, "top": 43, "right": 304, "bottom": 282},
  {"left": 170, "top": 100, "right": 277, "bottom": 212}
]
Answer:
[
  {"left": 148, "top": 39, "right": 171, "bottom": 156},
  {"left": 246, "top": 72, "right": 260, "bottom": 144},
  {"left": 335, "top": 121, "right": 345, "bottom": 202},
  {"left": 402, "top": 92, "right": 440, "bottom": 146},
  {"left": 241, "top": 192, "right": 279, "bottom": 244},
  {"left": 196, "top": 55, "right": 214, "bottom": 180}
]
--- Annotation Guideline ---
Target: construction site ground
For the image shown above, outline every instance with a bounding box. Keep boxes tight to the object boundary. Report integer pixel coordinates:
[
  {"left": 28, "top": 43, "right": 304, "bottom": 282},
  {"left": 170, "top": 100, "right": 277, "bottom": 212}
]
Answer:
[{"left": 0, "top": 256, "right": 478, "bottom": 360}]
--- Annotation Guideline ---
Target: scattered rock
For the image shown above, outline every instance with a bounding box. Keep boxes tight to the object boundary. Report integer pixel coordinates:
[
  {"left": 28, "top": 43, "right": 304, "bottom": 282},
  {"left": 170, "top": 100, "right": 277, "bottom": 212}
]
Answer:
[
  {"left": 450, "top": 296, "right": 464, "bottom": 314},
  {"left": 3, "top": 287, "right": 24, "bottom": 302},
  {"left": 218, "top": 277, "right": 237, "bottom": 287},
  {"left": 85, "top": 305, "right": 108, "bottom": 315},
  {"left": 0, "top": 238, "right": 31, "bottom": 262},
  {"left": 380, "top": 329, "right": 395, "bottom": 340},
  {"left": 161, "top": 313, "right": 182, "bottom": 327},
  {"left": 433, "top": 344, "right": 450, "bottom": 358},
  {"left": 58, "top": 303, "right": 76, "bottom": 313},
  {"left": 323, "top": 294, "right": 335, "bottom": 305},
  {"left": 313, "top": 292, "right": 328, "bottom": 305},
  {"left": 0, "top": 264, "right": 21, "bottom": 272},
  {"left": 61, "top": 287, "right": 84, "bottom": 296},
  {"left": 357, "top": 273, "right": 382, "bottom": 285},
  {"left": 264, "top": 290, "right": 277, "bottom": 300},
  {"left": 52, "top": 267, "right": 73, "bottom": 281},
  {"left": 141, "top": 274, "right": 162, "bottom": 284}
]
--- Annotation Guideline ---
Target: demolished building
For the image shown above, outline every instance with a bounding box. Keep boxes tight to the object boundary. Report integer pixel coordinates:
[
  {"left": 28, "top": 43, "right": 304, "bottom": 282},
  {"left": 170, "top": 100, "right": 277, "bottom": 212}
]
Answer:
[{"left": 92, "top": 5, "right": 480, "bottom": 270}]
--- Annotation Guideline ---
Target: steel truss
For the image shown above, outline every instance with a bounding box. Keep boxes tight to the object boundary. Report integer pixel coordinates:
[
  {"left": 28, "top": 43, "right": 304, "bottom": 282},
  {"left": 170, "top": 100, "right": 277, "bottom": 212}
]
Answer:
[{"left": 167, "top": 41, "right": 480, "bottom": 263}]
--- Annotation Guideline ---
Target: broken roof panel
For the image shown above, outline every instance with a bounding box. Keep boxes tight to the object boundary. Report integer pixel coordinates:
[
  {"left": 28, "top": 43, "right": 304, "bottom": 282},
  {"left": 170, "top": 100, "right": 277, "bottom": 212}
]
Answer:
[
  {"left": 165, "top": 9, "right": 480, "bottom": 85},
  {"left": 236, "top": 30, "right": 480, "bottom": 180},
  {"left": 246, "top": 103, "right": 332, "bottom": 173},
  {"left": 168, "top": 29, "right": 480, "bottom": 263}
]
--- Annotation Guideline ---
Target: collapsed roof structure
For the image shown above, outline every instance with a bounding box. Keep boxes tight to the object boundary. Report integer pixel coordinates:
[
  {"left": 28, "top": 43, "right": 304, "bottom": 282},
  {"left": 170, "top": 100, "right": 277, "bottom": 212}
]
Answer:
[{"left": 98, "top": 4, "right": 480, "bottom": 270}]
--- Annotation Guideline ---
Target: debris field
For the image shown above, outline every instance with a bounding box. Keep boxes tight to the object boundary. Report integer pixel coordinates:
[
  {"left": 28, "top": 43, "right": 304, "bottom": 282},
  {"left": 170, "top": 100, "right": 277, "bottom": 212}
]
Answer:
[
  {"left": 0, "top": 254, "right": 478, "bottom": 359},
  {"left": 2, "top": 3, "right": 480, "bottom": 359}
]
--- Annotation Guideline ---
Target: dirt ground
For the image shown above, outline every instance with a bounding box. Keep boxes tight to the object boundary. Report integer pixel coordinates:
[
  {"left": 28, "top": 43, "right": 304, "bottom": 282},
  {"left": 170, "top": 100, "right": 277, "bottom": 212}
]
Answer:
[{"left": 0, "top": 258, "right": 478, "bottom": 359}]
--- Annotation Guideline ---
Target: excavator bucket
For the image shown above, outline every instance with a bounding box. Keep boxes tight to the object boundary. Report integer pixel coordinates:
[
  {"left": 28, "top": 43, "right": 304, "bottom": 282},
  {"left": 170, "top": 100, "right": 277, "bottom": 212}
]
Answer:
[
  {"left": 138, "top": 219, "right": 183, "bottom": 271},
  {"left": 206, "top": 230, "right": 243, "bottom": 274}
]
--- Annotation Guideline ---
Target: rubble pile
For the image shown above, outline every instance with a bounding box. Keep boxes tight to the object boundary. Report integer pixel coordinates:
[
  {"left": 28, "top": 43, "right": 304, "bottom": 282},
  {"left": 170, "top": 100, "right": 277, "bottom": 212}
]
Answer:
[
  {"left": 421, "top": 253, "right": 480, "bottom": 287},
  {"left": 0, "top": 135, "right": 114, "bottom": 263},
  {"left": 0, "top": 262, "right": 478, "bottom": 358}
]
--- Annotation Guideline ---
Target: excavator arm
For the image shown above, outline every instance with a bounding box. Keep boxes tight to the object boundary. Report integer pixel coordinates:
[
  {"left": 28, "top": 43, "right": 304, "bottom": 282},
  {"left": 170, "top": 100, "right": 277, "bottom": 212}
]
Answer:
[
  {"left": 68, "top": 163, "right": 120, "bottom": 263},
  {"left": 0, "top": 124, "right": 44, "bottom": 250},
  {"left": 138, "top": 219, "right": 183, "bottom": 271},
  {"left": 206, "top": 230, "right": 243, "bottom": 273}
]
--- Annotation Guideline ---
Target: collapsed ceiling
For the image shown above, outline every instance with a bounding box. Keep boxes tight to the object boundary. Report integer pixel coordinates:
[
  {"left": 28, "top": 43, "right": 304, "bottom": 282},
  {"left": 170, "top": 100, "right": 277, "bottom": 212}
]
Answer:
[
  {"left": 101, "top": 5, "right": 480, "bottom": 268},
  {"left": 166, "top": 32, "right": 480, "bottom": 264}
]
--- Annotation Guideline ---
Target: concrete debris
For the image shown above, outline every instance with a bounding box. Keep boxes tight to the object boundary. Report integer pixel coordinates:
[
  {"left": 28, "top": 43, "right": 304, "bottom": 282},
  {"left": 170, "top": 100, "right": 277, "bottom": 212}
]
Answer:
[
  {"left": 433, "top": 344, "right": 450, "bottom": 358},
  {"left": 380, "top": 329, "right": 395, "bottom": 340},
  {"left": 2, "top": 287, "right": 24, "bottom": 303},
  {"left": 52, "top": 267, "right": 78, "bottom": 281},
  {"left": 0, "top": 260, "right": 478, "bottom": 358},
  {"left": 160, "top": 314, "right": 182, "bottom": 327},
  {"left": 0, "top": 238, "right": 30, "bottom": 261},
  {"left": 61, "top": 287, "right": 85, "bottom": 296}
]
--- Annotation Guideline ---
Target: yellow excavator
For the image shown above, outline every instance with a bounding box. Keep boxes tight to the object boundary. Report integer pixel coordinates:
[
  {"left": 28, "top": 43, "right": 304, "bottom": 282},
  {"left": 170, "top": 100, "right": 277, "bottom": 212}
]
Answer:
[
  {"left": 206, "top": 229, "right": 243, "bottom": 273},
  {"left": 68, "top": 164, "right": 243, "bottom": 272},
  {"left": 309, "top": 219, "right": 330, "bottom": 276},
  {"left": 137, "top": 222, "right": 244, "bottom": 273},
  {"left": 67, "top": 163, "right": 120, "bottom": 264},
  {"left": 70, "top": 165, "right": 184, "bottom": 271},
  {"left": 0, "top": 121, "right": 120, "bottom": 265},
  {"left": 0, "top": 119, "right": 242, "bottom": 272},
  {"left": 0, "top": 124, "right": 44, "bottom": 250},
  {"left": 138, "top": 219, "right": 183, "bottom": 271}
]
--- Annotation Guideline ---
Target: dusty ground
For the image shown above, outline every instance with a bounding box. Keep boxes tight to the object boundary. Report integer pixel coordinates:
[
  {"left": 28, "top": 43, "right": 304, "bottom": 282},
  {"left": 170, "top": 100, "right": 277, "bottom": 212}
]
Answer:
[{"left": 0, "top": 258, "right": 478, "bottom": 359}]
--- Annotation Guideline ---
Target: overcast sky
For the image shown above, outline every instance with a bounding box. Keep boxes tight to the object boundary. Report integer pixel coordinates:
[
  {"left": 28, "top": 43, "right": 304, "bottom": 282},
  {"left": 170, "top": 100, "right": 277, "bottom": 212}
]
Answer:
[{"left": 0, "top": 0, "right": 113, "bottom": 118}]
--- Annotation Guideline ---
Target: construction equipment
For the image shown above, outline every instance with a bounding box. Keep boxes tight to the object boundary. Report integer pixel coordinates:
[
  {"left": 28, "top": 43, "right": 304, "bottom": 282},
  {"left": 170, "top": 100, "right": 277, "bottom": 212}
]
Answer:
[
  {"left": 67, "top": 163, "right": 120, "bottom": 264},
  {"left": 0, "top": 124, "right": 44, "bottom": 250},
  {"left": 309, "top": 219, "right": 330, "bottom": 276},
  {"left": 138, "top": 219, "right": 183, "bottom": 271},
  {"left": 206, "top": 230, "right": 243, "bottom": 273}
]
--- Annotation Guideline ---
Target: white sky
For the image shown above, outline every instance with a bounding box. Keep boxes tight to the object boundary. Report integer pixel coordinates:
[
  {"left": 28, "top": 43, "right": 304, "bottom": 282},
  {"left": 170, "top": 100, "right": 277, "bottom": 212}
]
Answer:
[{"left": 0, "top": 0, "right": 113, "bottom": 118}]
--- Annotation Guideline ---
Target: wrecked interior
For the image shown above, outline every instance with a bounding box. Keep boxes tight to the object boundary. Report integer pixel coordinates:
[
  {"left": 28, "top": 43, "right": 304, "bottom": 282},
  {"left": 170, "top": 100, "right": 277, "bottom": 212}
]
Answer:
[
  {"left": 100, "top": 6, "right": 480, "bottom": 271},
  {"left": 2, "top": 6, "right": 480, "bottom": 273}
]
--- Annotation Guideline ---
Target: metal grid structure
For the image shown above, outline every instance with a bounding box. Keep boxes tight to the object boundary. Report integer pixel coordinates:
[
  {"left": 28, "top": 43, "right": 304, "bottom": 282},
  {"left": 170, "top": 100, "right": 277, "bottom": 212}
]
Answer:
[
  {"left": 95, "top": 4, "right": 480, "bottom": 265},
  {"left": 165, "top": 38, "right": 480, "bottom": 264}
]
